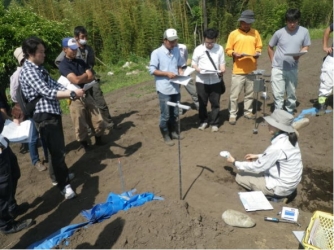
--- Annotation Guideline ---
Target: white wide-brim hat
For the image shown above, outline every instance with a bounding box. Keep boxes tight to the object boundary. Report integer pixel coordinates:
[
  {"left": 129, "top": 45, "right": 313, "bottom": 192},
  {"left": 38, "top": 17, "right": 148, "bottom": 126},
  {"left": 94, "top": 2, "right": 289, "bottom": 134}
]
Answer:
[{"left": 263, "top": 109, "right": 295, "bottom": 133}]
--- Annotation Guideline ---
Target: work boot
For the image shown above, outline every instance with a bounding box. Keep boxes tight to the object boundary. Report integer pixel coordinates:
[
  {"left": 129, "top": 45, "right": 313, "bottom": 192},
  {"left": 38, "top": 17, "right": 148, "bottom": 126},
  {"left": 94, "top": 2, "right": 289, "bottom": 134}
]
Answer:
[
  {"left": 160, "top": 128, "right": 174, "bottom": 146},
  {"left": 170, "top": 124, "right": 184, "bottom": 140}
]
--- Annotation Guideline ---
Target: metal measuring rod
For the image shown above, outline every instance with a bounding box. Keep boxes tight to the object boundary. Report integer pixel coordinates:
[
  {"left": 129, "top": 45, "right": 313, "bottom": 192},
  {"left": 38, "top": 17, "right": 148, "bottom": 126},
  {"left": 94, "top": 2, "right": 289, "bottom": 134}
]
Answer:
[{"left": 252, "top": 70, "right": 265, "bottom": 134}]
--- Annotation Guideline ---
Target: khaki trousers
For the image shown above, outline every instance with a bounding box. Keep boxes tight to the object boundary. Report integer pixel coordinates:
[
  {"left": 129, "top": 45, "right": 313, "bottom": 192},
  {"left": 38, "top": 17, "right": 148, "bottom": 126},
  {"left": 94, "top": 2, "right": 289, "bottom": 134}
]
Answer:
[
  {"left": 69, "top": 94, "right": 105, "bottom": 141},
  {"left": 236, "top": 172, "right": 275, "bottom": 196},
  {"left": 229, "top": 74, "right": 255, "bottom": 118}
]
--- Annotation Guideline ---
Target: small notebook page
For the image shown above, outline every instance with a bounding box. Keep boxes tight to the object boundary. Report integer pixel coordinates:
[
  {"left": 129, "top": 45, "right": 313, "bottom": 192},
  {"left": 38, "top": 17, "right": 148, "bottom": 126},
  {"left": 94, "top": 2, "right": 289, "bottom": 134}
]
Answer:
[{"left": 238, "top": 191, "right": 273, "bottom": 211}]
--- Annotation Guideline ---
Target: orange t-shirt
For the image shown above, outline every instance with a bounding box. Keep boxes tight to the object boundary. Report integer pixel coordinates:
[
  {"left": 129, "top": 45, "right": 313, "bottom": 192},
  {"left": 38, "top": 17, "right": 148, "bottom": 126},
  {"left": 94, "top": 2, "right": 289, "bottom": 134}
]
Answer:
[{"left": 225, "top": 28, "right": 263, "bottom": 74}]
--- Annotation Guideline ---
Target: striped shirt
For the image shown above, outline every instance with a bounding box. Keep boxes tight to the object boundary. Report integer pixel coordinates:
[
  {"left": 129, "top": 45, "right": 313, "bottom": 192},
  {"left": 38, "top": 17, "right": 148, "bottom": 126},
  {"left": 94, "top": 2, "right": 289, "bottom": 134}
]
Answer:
[{"left": 19, "top": 60, "right": 66, "bottom": 115}]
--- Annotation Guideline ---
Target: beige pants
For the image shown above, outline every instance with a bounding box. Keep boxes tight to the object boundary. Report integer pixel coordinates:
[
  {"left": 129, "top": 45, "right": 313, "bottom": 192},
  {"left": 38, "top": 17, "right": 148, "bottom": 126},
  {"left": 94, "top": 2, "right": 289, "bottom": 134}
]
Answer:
[
  {"left": 69, "top": 94, "right": 105, "bottom": 141},
  {"left": 229, "top": 74, "right": 255, "bottom": 118},
  {"left": 236, "top": 172, "right": 275, "bottom": 196}
]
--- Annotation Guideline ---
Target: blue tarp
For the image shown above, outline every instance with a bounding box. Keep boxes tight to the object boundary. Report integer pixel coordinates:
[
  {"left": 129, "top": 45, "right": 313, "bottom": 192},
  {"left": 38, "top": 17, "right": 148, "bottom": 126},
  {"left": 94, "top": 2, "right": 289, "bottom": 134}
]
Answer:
[
  {"left": 28, "top": 189, "right": 163, "bottom": 249},
  {"left": 293, "top": 107, "right": 332, "bottom": 122}
]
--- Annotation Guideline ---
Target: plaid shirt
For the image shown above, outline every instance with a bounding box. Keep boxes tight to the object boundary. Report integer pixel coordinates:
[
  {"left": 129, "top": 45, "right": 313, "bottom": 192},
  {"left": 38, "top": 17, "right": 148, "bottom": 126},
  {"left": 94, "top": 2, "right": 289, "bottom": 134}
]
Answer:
[{"left": 19, "top": 60, "right": 67, "bottom": 115}]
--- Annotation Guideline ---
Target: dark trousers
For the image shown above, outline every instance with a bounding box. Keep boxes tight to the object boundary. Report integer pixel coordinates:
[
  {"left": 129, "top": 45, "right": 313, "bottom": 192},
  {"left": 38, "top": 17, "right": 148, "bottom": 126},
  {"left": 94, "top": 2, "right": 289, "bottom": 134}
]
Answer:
[
  {"left": 91, "top": 83, "right": 113, "bottom": 123},
  {"left": 196, "top": 82, "right": 221, "bottom": 126},
  {"left": 0, "top": 146, "right": 20, "bottom": 229},
  {"left": 36, "top": 116, "right": 69, "bottom": 190}
]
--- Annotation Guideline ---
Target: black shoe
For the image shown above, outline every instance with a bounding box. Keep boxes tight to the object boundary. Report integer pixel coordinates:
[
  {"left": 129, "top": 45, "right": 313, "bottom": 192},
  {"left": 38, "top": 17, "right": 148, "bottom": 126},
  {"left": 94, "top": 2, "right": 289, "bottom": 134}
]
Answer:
[
  {"left": 9, "top": 202, "right": 30, "bottom": 219},
  {"left": 317, "top": 103, "right": 327, "bottom": 116},
  {"left": 1, "top": 219, "right": 34, "bottom": 234},
  {"left": 78, "top": 141, "right": 91, "bottom": 152}
]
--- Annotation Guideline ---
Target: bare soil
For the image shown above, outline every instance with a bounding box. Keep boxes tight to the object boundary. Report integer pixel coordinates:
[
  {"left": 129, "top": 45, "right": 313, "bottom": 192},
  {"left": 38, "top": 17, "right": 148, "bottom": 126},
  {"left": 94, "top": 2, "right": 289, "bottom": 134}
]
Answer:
[{"left": 0, "top": 39, "right": 332, "bottom": 249}]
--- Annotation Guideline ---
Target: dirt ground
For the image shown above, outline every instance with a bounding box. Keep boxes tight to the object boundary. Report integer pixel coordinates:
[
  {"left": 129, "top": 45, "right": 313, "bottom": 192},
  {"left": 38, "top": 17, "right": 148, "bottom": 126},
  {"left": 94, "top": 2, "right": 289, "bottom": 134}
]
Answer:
[{"left": 0, "top": 39, "right": 332, "bottom": 249}]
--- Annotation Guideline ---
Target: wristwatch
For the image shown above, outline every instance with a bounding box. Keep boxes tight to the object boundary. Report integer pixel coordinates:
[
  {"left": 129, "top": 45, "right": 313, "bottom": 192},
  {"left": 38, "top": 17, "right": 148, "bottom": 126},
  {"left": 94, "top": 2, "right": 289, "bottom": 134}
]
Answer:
[{"left": 69, "top": 91, "right": 76, "bottom": 100}]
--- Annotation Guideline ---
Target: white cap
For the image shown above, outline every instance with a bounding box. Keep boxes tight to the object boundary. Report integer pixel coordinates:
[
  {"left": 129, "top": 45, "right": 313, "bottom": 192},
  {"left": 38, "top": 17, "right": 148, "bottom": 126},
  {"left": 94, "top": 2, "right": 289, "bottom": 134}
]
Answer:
[{"left": 163, "top": 28, "right": 178, "bottom": 41}]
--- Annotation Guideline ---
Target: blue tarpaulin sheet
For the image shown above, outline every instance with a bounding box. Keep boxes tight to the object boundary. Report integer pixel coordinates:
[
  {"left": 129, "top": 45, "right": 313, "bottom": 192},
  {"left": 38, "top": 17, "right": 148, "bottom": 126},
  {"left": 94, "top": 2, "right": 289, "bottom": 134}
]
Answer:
[{"left": 28, "top": 189, "right": 163, "bottom": 249}]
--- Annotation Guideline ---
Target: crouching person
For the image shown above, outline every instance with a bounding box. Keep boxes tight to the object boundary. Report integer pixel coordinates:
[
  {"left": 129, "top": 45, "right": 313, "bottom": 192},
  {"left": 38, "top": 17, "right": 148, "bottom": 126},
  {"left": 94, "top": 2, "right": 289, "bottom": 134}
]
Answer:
[{"left": 223, "top": 110, "right": 303, "bottom": 201}]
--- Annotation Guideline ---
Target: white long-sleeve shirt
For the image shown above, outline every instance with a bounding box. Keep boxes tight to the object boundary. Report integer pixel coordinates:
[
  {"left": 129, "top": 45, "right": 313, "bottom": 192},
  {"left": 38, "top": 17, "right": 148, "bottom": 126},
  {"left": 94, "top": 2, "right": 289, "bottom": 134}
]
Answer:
[{"left": 235, "top": 133, "right": 303, "bottom": 196}]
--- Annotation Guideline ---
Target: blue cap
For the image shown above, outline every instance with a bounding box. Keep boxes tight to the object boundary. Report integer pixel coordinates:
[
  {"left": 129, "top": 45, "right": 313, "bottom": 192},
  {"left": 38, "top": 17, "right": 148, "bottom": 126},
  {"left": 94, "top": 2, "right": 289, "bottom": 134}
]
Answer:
[{"left": 62, "top": 37, "right": 79, "bottom": 50}]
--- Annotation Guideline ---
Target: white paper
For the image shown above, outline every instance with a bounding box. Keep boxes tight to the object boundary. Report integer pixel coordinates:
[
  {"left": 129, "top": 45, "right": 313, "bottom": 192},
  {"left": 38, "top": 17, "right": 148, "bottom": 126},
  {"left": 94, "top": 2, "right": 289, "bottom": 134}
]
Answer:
[
  {"left": 284, "top": 51, "right": 307, "bottom": 56},
  {"left": 292, "top": 231, "right": 305, "bottom": 243},
  {"left": 171, "top": 75, "right": 192, "bottom": 86},
  {"left": 182, "top": 66, "right": 195, "bottom": 76},
  {"left": 238, "top": 191, "right": 273, "bottom": 211},
  {"left": 58, "top": 76, "right": 80, "bottom": 91},
  {"left": 0, "top": 135, "right": 8, "bottom": 149},
  {"left": 200, "top": 69, "right": 221, "bottom": 74},
  {"left": 1, "top": 119, "right": 33, "bottom": 143},
  {"left": 281, "top": 207, "right": 299, "bottom": 221},
  {"left": 83, "top": 80, "right": 97, "bottom": 91},
  {"left": 58, "top": 76, "right": 96, "bottom": 91}
]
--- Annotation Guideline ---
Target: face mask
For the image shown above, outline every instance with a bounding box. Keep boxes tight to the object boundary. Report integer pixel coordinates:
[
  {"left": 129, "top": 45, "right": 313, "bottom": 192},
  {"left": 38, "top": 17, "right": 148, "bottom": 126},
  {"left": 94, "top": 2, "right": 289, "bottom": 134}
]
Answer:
[{"left": 79, "top": 39, "right": 87, "bottom": 45}]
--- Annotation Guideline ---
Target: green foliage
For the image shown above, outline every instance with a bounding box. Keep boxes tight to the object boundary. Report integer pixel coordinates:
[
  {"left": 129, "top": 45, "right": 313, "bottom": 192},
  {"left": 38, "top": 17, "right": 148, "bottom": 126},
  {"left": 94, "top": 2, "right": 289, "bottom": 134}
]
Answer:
[{"left": 0, "top": 3, "right": 70, "bottom": 91}]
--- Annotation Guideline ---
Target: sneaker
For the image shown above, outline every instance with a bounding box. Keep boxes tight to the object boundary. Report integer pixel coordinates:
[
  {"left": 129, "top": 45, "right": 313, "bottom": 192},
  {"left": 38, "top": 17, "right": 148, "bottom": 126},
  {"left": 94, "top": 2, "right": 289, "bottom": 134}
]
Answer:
[
  {"left": 61, "top": 184, "right": 76, "bottom": 200},
  {"left": 0, "top": 219, "right": 34, "bottom": 234},
  {"left": 34, "top": 161, "right": 47, "bottom": 172},
  {"left": 52, "top": 173, "right": 75, "bottom": 186},
  {"left": 78, "top": 141, "right": 91, "bottom": 152},
  {"left": 229, "top": 117, "right": 236, "bottom": 125},
  {"left": 211, "top": 126, "right": 219, "bottom": 132},
  {"left": 244, "top": 113, "right": 256, "bottom": 120},
  {"left": 198, "top": 123, "right": 208, "bottom": 131}
]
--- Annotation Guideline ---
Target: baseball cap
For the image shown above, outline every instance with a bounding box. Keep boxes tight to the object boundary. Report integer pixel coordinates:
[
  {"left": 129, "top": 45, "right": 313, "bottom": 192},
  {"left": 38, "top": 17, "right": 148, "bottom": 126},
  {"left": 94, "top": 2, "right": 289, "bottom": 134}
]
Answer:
[
  {"left": 238, "top": 10, "right": 255, "bottom": 24},
  {"left": 163, "top": 28, "right": 178, "bottom": 41},
  {"left": 62, "top": 37, "right": 79, "bottom": 50},
  {"left": 14, "top": 47, "right": 24, "bottom": 65}
]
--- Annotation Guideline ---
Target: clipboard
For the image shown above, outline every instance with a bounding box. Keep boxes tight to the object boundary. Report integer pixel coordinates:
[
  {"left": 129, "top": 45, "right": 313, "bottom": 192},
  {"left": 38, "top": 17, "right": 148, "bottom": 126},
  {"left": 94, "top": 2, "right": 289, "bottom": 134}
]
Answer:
[{"left": 284, "top": 51, "right": 307, "bottom": 56}]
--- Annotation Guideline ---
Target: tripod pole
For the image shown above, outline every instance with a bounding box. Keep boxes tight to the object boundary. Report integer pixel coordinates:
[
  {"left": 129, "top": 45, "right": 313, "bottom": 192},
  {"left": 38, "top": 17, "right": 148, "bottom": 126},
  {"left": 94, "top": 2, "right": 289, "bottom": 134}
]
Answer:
[{"left": 177, "top": 101, "right": 182, "bottom": 200}]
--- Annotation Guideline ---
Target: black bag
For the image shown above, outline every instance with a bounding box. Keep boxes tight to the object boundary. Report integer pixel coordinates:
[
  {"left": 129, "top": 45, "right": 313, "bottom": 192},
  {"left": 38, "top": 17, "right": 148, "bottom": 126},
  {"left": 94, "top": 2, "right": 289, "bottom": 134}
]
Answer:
[
  {"left": 205, "top": 51, "right": 225, "bottom": 95},
  {"left": 16, "top": 84, "right": 41, "bottom": 118}
]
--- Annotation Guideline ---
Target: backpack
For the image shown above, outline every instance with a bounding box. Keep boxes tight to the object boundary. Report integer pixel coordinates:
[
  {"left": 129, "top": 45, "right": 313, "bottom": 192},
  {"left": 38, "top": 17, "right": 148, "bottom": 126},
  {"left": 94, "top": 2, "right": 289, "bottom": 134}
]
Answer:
[{"left": 16, "top": 84, "right": 41, "bottom": 118}]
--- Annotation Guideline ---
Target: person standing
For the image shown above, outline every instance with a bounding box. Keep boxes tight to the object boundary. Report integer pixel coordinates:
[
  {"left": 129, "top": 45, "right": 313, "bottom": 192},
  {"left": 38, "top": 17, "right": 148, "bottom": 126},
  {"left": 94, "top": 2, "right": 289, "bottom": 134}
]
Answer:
[
  {"left": 58, "top": 37, "right": 105, "bottom": 151},
  {"left": 192, "top": 28, "right": 226, "bottom": 132},
  {"left": 225, "top": 10, "right": 262, "bottom": 125},
  {"left": 10, "top": 47, "right": 49, "bottom": 172},
  {"left": 149, "top": 28, "right": 184, "bottom": 146},
  {"left": 55, "top": 26, "right": 115, "bottom": 128},
  {"left": 268, "top": 8, "right": 311, "bottom": 115},
  {"left": 317, "top": 23, "right": 333, "bottom": 115},
  {"left": 177, "top": 43, "right": 199, "bottom": 111},
  {"left": 20, "top": 36, "right": 85, "bottom": 199}
]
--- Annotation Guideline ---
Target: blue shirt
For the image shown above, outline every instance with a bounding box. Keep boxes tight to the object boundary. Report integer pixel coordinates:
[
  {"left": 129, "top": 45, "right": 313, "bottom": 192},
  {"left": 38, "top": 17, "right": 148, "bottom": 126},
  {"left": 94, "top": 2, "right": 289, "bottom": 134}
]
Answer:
[{"left": 149, "top": 45, "right": 183, "bottom": 95}]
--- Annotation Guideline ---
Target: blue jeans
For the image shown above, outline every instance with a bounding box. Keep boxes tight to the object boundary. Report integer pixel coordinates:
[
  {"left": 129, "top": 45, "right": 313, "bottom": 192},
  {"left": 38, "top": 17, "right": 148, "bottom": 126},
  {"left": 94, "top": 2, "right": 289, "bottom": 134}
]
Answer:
[
  {"left": 29, "top": 119, "right": 48, "bottom": 166},
  {"left": 158, "top": 92, "right": 180, "bottom": 131}
]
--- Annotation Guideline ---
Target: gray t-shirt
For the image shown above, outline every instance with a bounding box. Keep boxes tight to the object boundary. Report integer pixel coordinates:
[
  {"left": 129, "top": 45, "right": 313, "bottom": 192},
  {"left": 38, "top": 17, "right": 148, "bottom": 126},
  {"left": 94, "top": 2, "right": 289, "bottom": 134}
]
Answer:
[{"left": 269, "top": 26, "right": 311, "bottom": 70}]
